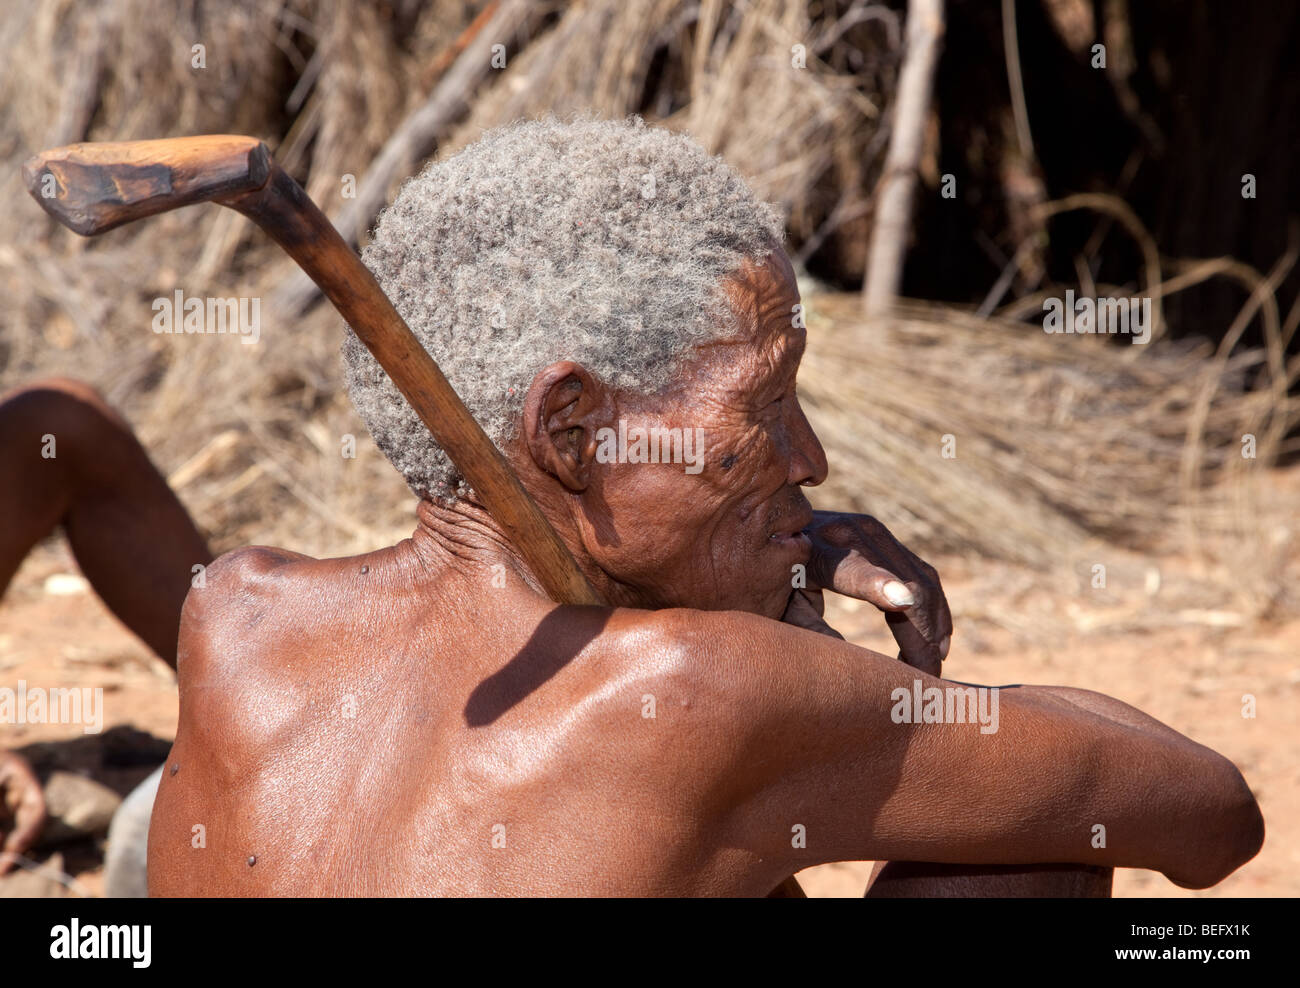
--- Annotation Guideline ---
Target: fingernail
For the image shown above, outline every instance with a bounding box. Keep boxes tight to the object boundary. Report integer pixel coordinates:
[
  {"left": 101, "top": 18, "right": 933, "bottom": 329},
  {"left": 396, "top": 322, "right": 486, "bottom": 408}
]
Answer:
[
  {"left": 937, "top": 635, "right": 950, "bottom": 659},
  {"left": 883, "top": 580, "right": 915, "bottom": 607}
]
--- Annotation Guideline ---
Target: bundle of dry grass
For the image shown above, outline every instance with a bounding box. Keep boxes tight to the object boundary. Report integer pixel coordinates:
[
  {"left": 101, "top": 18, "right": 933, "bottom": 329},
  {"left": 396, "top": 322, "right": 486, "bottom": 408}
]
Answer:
[
  {"left": 798, "top": 292, "right": 1295, "bottom": 618},
  {"left": 437, "top": 0, "right": 899, "bottom": 274}
]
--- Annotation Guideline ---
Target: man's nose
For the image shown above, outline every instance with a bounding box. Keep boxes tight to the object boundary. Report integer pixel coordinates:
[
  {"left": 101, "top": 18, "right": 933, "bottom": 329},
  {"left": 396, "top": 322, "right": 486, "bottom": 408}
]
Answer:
[{"left": 787, "top": 398, "right": 828, "bottom": 488}]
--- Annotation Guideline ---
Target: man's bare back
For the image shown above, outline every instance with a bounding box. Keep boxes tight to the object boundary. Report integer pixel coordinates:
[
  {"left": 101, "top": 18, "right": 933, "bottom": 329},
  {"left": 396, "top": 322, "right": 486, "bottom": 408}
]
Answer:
[{"left": 150, "top": 515, "right": 781, "bottom": 896}]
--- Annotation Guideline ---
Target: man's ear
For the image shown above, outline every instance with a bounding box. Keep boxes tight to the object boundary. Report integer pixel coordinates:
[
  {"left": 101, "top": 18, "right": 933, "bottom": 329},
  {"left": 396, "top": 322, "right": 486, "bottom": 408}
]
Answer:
[{"left": 521, "top": 361, "right": 611, "bottom": 492}]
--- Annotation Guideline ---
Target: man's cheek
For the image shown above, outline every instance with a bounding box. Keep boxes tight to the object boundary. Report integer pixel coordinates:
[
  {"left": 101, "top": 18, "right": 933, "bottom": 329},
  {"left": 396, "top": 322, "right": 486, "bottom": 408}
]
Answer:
[{"left": 720, "top": 428, "right": 771, "bottom": 474}]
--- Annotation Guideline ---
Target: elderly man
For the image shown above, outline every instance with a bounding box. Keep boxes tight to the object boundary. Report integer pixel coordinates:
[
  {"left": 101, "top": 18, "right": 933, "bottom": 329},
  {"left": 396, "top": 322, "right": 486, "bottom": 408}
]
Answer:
[{"left": 148, "top": 118, "right": 1262, "bottom": 897}]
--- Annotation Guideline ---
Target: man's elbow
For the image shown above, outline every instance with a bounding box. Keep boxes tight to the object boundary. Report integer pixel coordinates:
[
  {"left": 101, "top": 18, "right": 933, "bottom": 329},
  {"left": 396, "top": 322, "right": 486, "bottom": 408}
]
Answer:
[
  {"left": 1216, "top": 763, "right": 1265, "bottom": 880},
  {"left": 1178, "top": 759, "right": 1264, "bottom": 889}
]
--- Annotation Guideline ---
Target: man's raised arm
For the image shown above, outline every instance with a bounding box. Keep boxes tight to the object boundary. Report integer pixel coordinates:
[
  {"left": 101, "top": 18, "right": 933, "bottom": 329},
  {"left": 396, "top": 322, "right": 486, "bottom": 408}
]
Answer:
[{"left": 663, "top": 610, "right": 1264, "bottom": 891}]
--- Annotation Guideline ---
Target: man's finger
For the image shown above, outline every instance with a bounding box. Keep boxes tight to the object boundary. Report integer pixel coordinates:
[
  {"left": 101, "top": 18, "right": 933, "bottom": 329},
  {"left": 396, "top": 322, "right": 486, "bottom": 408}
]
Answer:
[
  {"left": 887, "top": 612, "right": 943, "bottom": 676},
  {"left": 782, "top": 590, "right": 845, "bottom": 639},
  {"left": 2, "top": 801, "right": 45, "bottom": 867},
  {"left": 0, "top": 756, "right": 48, "bottom": 874},
  {"left": 808, "top": 549, "right": 914, "bottom": 611}
]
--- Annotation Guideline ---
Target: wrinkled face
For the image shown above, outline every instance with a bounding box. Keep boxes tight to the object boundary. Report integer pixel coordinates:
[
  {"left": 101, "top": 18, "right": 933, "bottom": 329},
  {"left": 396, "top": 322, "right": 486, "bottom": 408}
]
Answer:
[{"left": 577, "top": 250, "right": 828, "bottom": 617}]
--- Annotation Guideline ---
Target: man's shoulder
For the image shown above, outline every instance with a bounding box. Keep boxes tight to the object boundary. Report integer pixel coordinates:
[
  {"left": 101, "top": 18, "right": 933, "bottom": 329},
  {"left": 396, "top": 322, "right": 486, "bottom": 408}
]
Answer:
[
  {"left": 604, "top": 606, "right": 797, "bottom": 685},
  {"left": 175, "top": 545, "right": 323, "bottom": 681},
  {"left": 593, "top": 606, "right": 797, "bottom": 748},
  {"left": 196, "top": 544, "right": 314, "bottom": 593},
  {"left": 181, "top": 544, "right": 310, "bottom": 626},
  {"left": 600, "top": 605, "right": 853, "bottom": 753}
]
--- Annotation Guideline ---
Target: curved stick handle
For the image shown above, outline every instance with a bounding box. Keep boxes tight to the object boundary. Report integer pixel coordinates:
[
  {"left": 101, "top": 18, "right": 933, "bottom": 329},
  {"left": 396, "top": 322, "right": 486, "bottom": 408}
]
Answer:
[{"left": 22, "top": 136, "right": 269, "bottom": 235}]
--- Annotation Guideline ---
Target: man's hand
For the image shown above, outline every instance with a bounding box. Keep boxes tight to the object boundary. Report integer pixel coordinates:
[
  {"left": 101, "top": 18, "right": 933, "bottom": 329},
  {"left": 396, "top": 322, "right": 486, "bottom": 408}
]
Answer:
[
  {"left": 783, "top": 510, "right": 952, "bottom": 676},
  {"left": 0, "top": 750, "right": 46, "bottom": 875}
]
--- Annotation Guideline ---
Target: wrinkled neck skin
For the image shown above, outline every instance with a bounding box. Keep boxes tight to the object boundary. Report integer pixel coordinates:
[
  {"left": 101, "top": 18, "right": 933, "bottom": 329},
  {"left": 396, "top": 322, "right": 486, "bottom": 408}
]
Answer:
[
  {"left": 404, "top": 496, "right": 540, "bottom": 594},
  {"left": 404, "top": 495, "right": 650, "bottom": 611}
]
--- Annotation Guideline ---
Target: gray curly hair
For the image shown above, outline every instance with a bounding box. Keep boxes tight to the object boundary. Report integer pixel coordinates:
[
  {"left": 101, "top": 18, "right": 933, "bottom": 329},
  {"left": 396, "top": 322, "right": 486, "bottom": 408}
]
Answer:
[{"left": 343, "top": 116, "right": 785, "bottom": 500}]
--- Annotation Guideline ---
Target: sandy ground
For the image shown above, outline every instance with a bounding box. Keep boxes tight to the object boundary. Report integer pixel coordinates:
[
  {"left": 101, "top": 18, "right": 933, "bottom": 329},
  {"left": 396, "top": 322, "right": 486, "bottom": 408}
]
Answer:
[{"left": 1, "top": 519, "right": 1295, "bottom": 898}]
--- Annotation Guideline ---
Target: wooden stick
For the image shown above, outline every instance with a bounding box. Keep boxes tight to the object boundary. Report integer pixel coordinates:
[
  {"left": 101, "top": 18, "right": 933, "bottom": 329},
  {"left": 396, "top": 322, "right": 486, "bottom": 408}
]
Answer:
[{"left": 22, "top": 135, "right": 600, "bottom": 607}]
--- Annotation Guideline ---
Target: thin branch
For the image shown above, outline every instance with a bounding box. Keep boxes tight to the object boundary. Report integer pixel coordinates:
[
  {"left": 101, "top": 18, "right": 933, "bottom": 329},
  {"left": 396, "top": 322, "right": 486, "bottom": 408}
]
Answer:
[
  {"left": 861, "top": 0, "right": 944, "bottom": 317},
  {"left": 1001, "top": 0, "right": 1034, "bottom": 162}
]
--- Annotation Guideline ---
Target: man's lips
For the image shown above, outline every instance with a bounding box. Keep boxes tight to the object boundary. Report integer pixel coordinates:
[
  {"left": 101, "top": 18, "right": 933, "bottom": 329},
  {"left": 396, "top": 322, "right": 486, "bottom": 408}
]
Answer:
[
  {"left": 768, "top": 507, "right": 814, "bottom": 547},
  {"left": 768, "top": 531, "right": 811, "bottom": 554}
]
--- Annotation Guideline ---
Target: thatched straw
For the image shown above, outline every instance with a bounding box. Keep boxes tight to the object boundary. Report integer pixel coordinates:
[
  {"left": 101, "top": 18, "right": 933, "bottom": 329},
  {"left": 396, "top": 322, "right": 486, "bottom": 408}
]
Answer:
[{"left": 799, "top": 291, "right": 1294, "bottom": 599}]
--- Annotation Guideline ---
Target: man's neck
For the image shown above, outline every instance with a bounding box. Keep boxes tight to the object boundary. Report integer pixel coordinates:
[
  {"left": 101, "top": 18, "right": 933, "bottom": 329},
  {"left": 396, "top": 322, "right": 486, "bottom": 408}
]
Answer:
[
  {"left": 408, "top": 496, "right": 645, "bottom": 609},
  {"left": 407, "top": 496, "right": 548, "bottom": 596}
]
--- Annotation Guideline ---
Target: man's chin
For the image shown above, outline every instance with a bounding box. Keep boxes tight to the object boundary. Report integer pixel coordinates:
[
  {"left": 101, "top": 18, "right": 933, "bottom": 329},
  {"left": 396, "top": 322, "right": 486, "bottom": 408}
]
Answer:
[
  {"left": 647, "top": 558, "right": 799, "bottom": 616},
  {"left": 666, "top": 582, "right": 789, "bottom": 618},
  {"left": 741, "top": 582, "right": 801, "bottom": 621}
]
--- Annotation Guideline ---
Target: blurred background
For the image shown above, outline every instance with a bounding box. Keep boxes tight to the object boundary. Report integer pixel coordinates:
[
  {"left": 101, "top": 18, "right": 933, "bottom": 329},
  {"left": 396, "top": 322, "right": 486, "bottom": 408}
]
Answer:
[{"left": 0, "top": 0, "right": 1295, "bottom": 897}]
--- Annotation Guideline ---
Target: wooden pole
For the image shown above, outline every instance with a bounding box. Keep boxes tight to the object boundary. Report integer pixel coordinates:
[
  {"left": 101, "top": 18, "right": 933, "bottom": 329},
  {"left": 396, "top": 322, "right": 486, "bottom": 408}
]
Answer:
[{"left": 862, "top": 0, "right": 945, "bottom": 317}]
